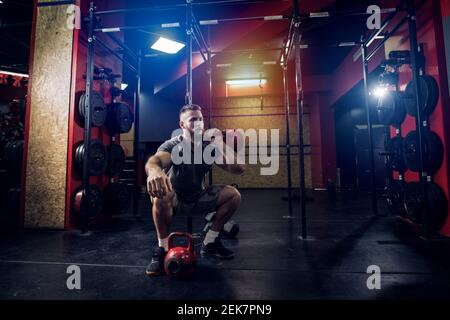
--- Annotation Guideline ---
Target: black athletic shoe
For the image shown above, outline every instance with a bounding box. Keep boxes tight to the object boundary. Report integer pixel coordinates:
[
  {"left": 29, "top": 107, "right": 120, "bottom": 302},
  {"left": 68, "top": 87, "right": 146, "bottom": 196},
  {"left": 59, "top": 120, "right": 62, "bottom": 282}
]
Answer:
[
  {"left": 146, "top": 246, "right": 166, "bottom": 276},
  {"left": 200, "top": 238, "right": 235, "bottom": 259}
]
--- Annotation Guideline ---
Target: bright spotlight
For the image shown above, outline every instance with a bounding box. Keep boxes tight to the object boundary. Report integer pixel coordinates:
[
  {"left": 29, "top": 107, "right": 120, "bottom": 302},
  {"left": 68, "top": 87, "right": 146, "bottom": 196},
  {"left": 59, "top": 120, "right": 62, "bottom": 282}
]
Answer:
[
  {"left": 151, "top": 37, "right": 185, "bottom": 54},
  {"left": 372, "top": 86, "right": 388, "bottom": 98},
  {"left": 121, "top": 83, "right": 128, "bottom": 90},
  {"left": 226, "top": 79, "right": 267, "bottom": 86}
]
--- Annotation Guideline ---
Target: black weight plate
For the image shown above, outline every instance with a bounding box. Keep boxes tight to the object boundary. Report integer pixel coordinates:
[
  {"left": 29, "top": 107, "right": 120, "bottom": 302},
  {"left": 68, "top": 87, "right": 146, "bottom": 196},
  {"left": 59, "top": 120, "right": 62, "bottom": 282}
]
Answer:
[
  {"left": 73, "top": 185, "right": 103, "bottom": 219},
  {"left": 115, "top": 103, "right": 133, "bottom": 133},
  {"left": 403, "top": 131, "right": 443, "bottom": 174},
  {"left": 392, "top": 93, "right": 407, "bottom": 126},
  {"left": 403, "top": 182, "right": 422, "bottom": 223},
  {"left": 75, "top": 140, "right": 108, "bottom": 176},
  {"left": 107, "top": 103, "right": 133, "bottom": 134},
  {"left": 403, "top": 131, "right": 419, "bottom": 171},
  {"left": 422, "top": 75, "right": 439, "bottom": 117},
  {"left": 86, "top": 185, "right": 103, "bottom": 219},
  {"left": 385, "top": 180, "right": 407, "bottom": 215},
  {"left": 404, "top": 76, "right": 433, "bottom": 117},
  {"left": 427, "top": 131, "right": 444, "bottom": 174},
  {"left": 78, "top": 93, "right": 86, "bottom": 119},
  {"left": 403, "top": 181, "right": 448, "bottom": 230},
  {"left": 88, "top": 140, "right": 108, "bottom": 176},
  {"left": 108, "top": 143, "right": 126, "bottom": 175},
  {"left": 90, "top": 92, "right": 107, "bottom": 127},
  {"left": 387, "top": 136, "right": 406, "bottom": 172},
  {"left": 78, "top": 91, "right": 106, "bottom": 127},
  {"left": 75, "top": 143, "right": 84, "bottom": 175}
]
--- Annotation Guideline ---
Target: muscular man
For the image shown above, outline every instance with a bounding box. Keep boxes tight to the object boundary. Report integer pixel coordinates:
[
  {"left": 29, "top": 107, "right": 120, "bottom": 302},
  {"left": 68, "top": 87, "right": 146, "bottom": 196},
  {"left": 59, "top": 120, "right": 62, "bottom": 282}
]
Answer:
[{"left": 145, "top": 104, "right": 245, "bottom": 276}]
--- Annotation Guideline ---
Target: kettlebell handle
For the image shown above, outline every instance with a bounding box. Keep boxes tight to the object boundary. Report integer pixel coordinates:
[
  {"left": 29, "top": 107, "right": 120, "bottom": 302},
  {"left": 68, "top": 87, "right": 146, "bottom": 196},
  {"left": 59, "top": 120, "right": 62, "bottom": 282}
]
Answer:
[{"left": 167, "top": 232, "right": 194, "bottom": 254}]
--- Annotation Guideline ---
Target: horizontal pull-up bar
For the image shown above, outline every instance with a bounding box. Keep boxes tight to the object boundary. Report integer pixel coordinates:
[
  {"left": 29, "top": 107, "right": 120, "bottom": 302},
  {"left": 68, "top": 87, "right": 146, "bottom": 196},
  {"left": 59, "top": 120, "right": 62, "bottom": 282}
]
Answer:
[
  {"left": 95, "top": 4, "right": 185, "bottom": 16},
  {"left": 300, "top": 7, "right": 399, "bottom": 20},
  {"left": 298, "top": 41, "right": 360, "bottom": 49},
  {"left": 212, "top": 113, "right": 306, "bottom": 118},
  {"left": 215, "top": 61, "right": 278, "bottom": 68},
  {"left": 94, "top": 0, "right": 285, "bottom": 16},
  {"left": 198, "top": 15, "right": 290, "bottom": 25},
  {"left": 95, "top": 22, "right": 183, "bottom": 33},
  {"left": 209, "top": 48, "right": 283, "bottom": 55},
  {"left": 96, "top": 15, "right": 289, "bottom": 32}
]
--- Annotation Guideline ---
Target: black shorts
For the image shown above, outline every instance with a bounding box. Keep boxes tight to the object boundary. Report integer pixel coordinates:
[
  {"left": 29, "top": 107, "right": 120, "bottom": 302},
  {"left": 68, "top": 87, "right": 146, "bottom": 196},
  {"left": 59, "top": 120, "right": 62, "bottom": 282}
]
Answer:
[{"left": 174, "top": 185, "right": 225, "bottom": 217}]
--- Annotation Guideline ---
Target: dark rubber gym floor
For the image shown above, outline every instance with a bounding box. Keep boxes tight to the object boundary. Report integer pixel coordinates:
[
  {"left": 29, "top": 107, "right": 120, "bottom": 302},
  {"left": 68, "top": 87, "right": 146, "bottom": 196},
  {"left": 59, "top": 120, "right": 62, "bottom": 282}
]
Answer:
[{"left": 1, "top": 189, "right": 450, "bottom": 300}]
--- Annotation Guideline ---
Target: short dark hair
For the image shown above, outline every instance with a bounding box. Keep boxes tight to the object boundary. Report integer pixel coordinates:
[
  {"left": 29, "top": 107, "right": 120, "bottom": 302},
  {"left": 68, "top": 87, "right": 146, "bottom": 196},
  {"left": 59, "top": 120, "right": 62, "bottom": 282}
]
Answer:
[{"left": 179, "top": 104, "right": 202, "bottom": 117}]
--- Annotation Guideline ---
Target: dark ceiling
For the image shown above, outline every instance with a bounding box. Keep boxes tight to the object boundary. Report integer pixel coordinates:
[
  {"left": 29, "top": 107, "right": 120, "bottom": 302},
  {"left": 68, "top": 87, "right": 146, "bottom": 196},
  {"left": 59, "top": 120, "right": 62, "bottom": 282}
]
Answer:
[
  {"left": 0, "top": 0, "right": 381, "bottom": 90},
  {"left": 120, "top": 0, "right": 381, "bottom": 101}
]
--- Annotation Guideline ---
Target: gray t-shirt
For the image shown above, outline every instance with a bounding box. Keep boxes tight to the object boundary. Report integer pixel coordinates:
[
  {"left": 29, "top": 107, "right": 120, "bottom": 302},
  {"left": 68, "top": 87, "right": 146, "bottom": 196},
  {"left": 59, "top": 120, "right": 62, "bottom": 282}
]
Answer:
[{"left": 157, "top": 135, "right": 212, "bottom": 203}]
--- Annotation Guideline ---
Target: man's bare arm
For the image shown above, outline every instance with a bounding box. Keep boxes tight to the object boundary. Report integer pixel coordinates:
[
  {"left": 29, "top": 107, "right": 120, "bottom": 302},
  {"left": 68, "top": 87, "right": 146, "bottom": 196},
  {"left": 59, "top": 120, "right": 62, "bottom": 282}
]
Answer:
[{"left": 145, "top": 151, "right": 173, "bottom": 198}]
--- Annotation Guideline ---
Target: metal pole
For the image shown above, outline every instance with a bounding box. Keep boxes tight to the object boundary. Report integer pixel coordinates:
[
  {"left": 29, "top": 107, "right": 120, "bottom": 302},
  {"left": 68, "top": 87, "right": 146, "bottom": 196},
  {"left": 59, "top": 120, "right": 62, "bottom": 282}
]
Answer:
[
  {"left": 133, "top": 52, "right": 142, "bottom": 216},
  {"left": 283, "top": 65, "right": 293, "bottom": 216},
  {"left": 295, "top": 41, "right": 307, "bottom": 239},
  {"left": 361, "top": 44, "right": 378, "bottom": 215},
  {"left": 186, "top": 0, "right": 193, "bottom": 105},
  {"left": 208, "top": 27, "right": 213, "bottom": 186},
  {"left": 186, "top": 0, "right": 193, "bottom": 234},
  {"left": 293, "top": 0, "right": 306, "bottom": 239},
  {"left": 82, "top": 2, "right": 96, "bottom": 233},
  {"left": 407, "top": 0, "right": 429, "bottom": 238}
]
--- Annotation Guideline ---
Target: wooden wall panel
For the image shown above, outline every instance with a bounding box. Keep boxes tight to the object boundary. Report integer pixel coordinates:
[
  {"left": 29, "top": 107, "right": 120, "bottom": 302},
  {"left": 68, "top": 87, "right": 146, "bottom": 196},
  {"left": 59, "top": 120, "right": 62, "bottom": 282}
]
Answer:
[
  {"left": 24, "top": 3, "right": 74, "bottom": 228},
  {"left": 210, "top": 95, "right": 312, "bottom": 188}
]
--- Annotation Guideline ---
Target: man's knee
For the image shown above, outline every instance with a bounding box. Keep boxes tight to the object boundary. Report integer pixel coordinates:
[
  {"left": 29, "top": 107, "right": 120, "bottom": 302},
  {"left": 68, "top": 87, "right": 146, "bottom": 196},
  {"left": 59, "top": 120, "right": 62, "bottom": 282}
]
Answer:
[{"left": 221, "top": 185, "right": 241, "bottom": 207}]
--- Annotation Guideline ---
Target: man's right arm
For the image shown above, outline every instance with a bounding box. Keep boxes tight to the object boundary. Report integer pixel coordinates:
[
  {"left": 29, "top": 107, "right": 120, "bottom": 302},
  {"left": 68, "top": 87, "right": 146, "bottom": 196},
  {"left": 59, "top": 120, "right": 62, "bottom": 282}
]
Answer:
[{"left": 145, "top": 151, "right": 173, "bottom": 199}]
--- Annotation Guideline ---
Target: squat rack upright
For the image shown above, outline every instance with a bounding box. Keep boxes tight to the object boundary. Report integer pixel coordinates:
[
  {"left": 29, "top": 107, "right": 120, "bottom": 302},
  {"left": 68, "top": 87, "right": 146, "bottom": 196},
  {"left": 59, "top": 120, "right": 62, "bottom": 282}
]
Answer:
[{"left": 360, "top": 0, "right": 430, "bottom": 238}]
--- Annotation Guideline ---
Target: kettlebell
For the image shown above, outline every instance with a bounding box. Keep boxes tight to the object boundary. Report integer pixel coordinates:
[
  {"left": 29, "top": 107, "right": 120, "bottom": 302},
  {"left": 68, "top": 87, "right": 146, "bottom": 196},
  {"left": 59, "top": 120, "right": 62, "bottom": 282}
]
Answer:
[{"left": 164, "top": 232, "right": 197, "bottom": 279}]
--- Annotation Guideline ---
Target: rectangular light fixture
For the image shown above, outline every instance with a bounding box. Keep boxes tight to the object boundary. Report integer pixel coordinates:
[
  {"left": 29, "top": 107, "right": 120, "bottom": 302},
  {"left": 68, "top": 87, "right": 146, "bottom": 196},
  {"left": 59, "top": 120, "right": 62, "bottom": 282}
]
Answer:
[
  {"left": 151, "top": 37, "right": 185, "bottom": 54},
  {"left": 121, "top": 83, "right": 128, "bottom": 90},
  {"left": 0, "top": 70, "right": 29, "bottom": 78},
  {"left": 216, "top": 63, "right": 232, "bottom": 68},
  {"left": 226, "top": 79, "right": 267, "bottom": 86}
]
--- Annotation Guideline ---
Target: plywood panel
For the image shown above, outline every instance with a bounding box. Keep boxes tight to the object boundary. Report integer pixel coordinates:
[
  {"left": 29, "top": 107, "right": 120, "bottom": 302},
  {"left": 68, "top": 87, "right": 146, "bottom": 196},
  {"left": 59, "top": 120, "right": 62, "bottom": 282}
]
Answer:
[
  {"left": 211, "top": 153, "right": 312, "bottom": 188},
  {"left": 209, "top": 95, "right": 312, "bottom": 188},
  {"left": 24, "top": 4, "right": 74, "bottom": 229}
]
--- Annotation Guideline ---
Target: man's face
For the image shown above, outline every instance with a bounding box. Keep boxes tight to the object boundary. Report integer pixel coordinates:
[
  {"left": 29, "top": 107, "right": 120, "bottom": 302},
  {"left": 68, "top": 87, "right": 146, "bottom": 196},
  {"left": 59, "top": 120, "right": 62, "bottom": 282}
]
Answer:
[{"left": 180, "top": 110, "right": 204, "bottom": 136}]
